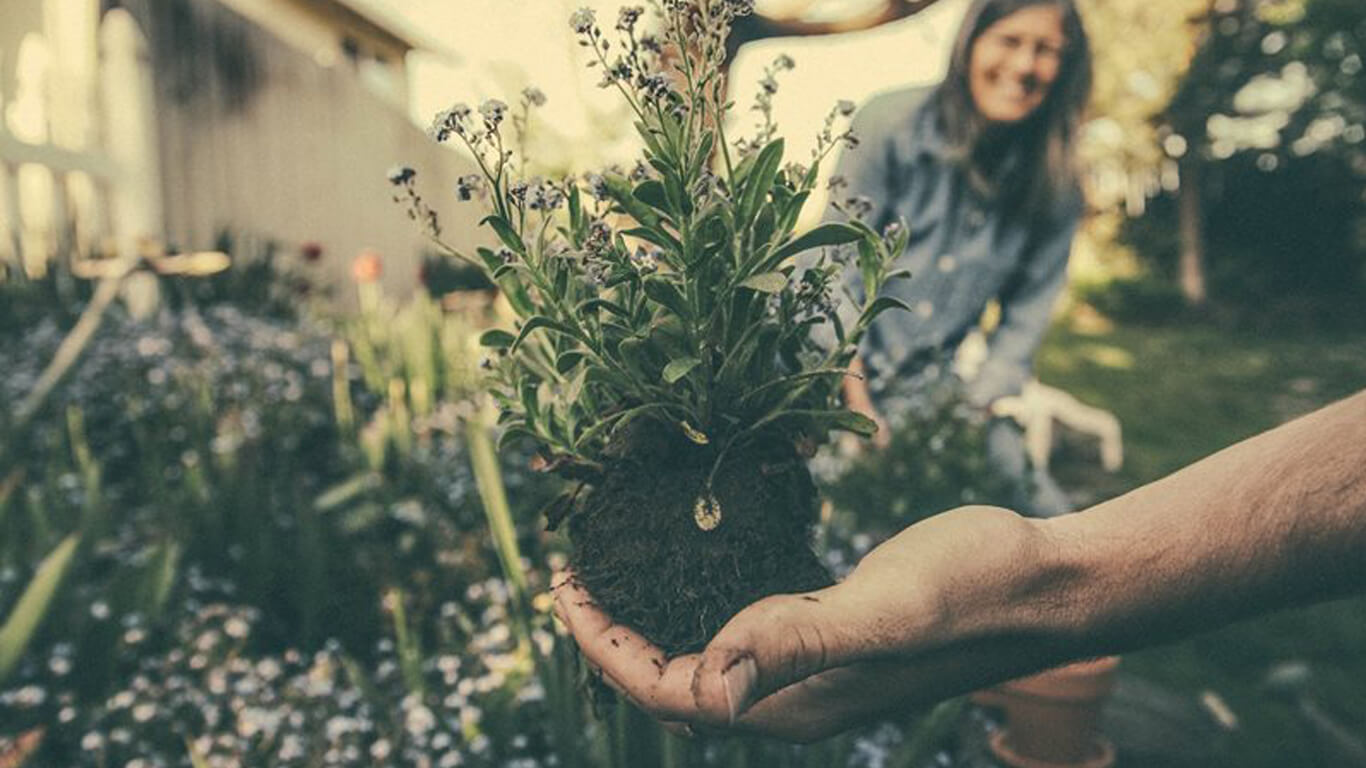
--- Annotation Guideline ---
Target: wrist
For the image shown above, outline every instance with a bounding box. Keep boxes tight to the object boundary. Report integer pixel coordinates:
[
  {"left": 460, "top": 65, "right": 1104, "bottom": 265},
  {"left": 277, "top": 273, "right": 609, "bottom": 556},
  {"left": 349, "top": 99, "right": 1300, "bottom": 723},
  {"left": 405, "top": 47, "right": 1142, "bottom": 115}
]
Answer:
[
  {"left": 900, "top": 510, "right": 1102, "bottom": 688},
  {"left": 913, "top": 509, "right": 1086, "bottom": 652},
  {"left": 932, "top": 512, "right": 1104, "bottom": 663}
]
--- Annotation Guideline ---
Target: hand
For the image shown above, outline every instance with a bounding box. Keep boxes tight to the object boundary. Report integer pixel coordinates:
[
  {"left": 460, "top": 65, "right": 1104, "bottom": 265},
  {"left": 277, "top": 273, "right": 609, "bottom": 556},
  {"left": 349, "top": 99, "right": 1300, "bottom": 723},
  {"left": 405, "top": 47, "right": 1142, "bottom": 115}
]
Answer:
[
  {"left": 554, "top": 505, "right": 1068, "bottom": 742},
  {"left": 555, "top": 391, "right": 1366, "bottom": 742}
]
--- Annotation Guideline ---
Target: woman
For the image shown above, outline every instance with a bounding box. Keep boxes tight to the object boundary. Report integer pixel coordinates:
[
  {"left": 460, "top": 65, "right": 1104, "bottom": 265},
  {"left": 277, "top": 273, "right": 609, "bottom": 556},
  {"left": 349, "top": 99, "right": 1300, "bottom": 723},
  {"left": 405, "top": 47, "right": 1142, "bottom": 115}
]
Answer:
[{"left": 829, "top": 0, "right": 1092, "bottom": 518}]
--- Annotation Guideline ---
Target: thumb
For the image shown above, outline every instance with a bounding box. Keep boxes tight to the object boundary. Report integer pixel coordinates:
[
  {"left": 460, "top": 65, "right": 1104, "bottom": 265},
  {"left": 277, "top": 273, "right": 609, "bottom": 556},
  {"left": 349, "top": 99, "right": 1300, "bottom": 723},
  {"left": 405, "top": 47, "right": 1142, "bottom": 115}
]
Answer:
[{"left": 689, "top": 585, "right": 857, "bottom": 727}]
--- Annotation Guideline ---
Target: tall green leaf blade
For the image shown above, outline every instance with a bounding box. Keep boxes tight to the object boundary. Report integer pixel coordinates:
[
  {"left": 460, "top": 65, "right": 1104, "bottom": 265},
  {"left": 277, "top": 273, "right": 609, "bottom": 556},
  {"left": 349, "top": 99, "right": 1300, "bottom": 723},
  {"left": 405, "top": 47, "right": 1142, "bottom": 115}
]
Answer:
[
  {"left": 0, "top": 534, "right": 80, "bottom": 685},
  {"left": 662, "top": 356, "right": 702, "bottom": 384},
  {"left": 738, "top": 139, "right": 783, "bottom": 227}
]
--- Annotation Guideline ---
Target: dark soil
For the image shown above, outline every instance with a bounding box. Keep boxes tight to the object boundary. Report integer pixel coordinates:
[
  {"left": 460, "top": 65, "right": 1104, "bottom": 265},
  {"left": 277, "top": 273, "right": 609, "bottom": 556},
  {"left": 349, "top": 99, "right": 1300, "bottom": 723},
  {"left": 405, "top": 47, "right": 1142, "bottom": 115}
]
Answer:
[{"left": 566, "top": 421, "right": 834, "bottom": 655}]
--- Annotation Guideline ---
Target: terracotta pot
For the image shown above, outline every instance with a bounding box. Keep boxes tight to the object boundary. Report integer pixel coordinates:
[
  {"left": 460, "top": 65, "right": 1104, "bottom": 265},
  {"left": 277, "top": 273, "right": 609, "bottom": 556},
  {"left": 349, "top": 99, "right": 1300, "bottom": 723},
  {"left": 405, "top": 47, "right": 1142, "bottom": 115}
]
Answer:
[{"left": 971, "top": 656, "right": 1120, "bottom": 768}]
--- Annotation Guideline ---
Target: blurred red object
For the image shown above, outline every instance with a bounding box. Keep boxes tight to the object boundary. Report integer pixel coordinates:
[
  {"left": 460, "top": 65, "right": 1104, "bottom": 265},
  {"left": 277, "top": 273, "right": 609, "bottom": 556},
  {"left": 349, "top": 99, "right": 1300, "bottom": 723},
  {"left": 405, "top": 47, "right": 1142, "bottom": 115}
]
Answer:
[
  {"left": 352, "top": 249, "right": 383, "bottom": 283},
  {"left": 300, "top": 241, "right": 324, "bottom": 263}
]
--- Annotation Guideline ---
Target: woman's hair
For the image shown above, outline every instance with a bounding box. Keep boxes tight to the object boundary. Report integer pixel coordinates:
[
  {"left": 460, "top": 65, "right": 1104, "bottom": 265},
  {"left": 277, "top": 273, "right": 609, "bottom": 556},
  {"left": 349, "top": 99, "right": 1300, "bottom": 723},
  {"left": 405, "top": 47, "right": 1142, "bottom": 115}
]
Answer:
[{"left": 932, "top": 0, "right": 1092, "bottom": 221}]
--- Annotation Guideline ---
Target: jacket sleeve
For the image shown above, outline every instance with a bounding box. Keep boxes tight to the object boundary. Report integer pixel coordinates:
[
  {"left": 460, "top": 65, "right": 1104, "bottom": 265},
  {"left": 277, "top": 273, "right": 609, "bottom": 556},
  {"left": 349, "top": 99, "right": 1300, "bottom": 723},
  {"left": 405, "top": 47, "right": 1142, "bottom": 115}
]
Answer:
[
  {"left": 810, "top": 94, "right": 908, "bottom": 347},
  {"left": 966, "top": 208, "right": 1079, "bottom": 406}
]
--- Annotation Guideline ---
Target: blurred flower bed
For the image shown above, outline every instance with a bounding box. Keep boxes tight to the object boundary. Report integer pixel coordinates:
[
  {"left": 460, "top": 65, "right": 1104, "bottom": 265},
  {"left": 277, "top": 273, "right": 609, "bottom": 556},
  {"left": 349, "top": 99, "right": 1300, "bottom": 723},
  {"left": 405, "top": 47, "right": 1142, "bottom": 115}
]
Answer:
[
  {"left": 817, "top": 379, "right": 1022, "bottom": 560},
  {"left": 0, "top": 255, "right": 978, "bottom": 766}
]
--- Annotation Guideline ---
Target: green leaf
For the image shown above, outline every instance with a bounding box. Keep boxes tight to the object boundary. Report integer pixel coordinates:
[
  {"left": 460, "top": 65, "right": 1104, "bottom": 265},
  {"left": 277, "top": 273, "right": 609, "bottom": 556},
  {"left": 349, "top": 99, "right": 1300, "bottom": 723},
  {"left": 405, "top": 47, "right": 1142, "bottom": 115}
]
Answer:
[
  {"left": 770, "top": 222, "right": 863, "bottom": 264},
  {"left": 754, "top": 408, "right": 878, "bottom": 437},
  {"left": 576, "top": 298, "right": 629, "bottom": 318},
  {"left": 314, "top": 471, "right": 384, "bottom": 511},
  {"left": 753, "top": 202, "right": 777, "bottom": 248},
  {"left": 735, "top": 368, "right": 851, "bottom": 410},
  {"left": 479, "top": 329, "right": 517, "bottom": 348},
  {"left": 480, "top": 215, "right": 526, "bottom": 254},
  {"left": 563, "top": 365, "right": 589, "bottom": 404},
  {"left": 520, "top": 380, "right": 541, "bottom": 426},
  {"left": 858, "top": 237, "right": 880, "bottom": 300},
  {"left": 617, "top": 336, "right": 656, "bottom": 379},
  {"left": 510, "top": 316, "right": 577, "bottom": 353},
  {"left": 633, "top": 180, "right": 669, "bottom": 212},
  {"left": 0, "top": 534, "right": 80, "bottom": 685},
  {"left": 738, "top": 271, "right": 788, "bottom": 294},
  {"left": 635, "top": 121, "right": 666, "bottom": 159},
  {"left": 739, "top": 139, "right": 784, "bottom": 226},
  {"left": 496, "top": 424, "right": 539, "bottom": 452},
  {"left": 859, "top": 295, "right": 912, "bottom": 327},
  {"left": 477, "top": 246, "right": 502, "bottom": 272},
  {"left": 642, "top": 277, "right": 690, "bottom": 320},
  {"left": 604, "top": 174, "right": 665, "bottom": 228},
  {"left": 621, "top": 226, "right": 682, "bottom": 253},
  {"left": 663, "top": 169, "right": 690, "bottom": 216},
  {"left": 568, "top": 183, "right": 583, "bottom": 236},
  {"left": 690, "top": 131, "right": 715, "bottom": 178},
  {"left": 140, "top": 539, "right": 180, "bottom": 621},
  {"left": 575, "top": 403, "right": 675, "bottom": 449},
  {"left": 662, "top": 356, "right": 702, "bottom": 384},
  {"left": 777, "top": 189, "right": 811, "bottom": 234},
  {"left": 555, "top": 350, "right": 586, "bottom": 374}
]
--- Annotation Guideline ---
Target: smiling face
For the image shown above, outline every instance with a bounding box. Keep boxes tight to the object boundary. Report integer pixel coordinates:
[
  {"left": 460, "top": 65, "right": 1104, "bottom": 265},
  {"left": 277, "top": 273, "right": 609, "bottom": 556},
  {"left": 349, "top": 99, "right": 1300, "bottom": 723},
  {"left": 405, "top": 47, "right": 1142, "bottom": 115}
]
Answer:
[{"left": 968, "top": 4, "right": 1066, "bottom": 124}]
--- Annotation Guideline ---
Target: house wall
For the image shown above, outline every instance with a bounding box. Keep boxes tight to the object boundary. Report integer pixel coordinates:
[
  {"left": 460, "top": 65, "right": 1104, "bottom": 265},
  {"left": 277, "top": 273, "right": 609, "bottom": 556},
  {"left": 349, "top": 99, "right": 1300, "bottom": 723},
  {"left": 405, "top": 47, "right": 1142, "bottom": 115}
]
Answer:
[
  {"left": 213, "top": 0, "right": 411, "bottom": 107},
  {"left": 114, "top": 0, "right": 483, "bottom": 304}
]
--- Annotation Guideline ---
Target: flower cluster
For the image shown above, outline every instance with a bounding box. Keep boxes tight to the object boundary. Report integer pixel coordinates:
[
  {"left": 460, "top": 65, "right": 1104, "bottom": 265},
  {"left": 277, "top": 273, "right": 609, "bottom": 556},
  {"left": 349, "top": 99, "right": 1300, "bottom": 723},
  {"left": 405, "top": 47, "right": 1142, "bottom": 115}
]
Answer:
[
  {"left": 389, "top": 165, "right": 442, "bottom": 237},
  {"left": 573, "top": 5, "right": 676, "bottom": 106}
]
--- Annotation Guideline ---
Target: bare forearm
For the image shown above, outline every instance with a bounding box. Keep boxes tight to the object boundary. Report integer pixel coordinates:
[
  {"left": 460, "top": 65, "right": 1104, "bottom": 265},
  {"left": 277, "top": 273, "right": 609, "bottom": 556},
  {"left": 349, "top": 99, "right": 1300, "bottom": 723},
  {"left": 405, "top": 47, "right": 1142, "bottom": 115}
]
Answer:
[{"left": 1032, "top": 389, "right": 1366, "bottom": 657}]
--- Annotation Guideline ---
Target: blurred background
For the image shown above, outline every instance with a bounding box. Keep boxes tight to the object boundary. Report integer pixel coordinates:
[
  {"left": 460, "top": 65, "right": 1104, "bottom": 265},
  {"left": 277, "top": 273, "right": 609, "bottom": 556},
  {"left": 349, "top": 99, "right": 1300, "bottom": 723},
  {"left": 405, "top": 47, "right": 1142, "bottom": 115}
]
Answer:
[{"left": 1, "top": 0, "right": 1363, "bottom": 766}]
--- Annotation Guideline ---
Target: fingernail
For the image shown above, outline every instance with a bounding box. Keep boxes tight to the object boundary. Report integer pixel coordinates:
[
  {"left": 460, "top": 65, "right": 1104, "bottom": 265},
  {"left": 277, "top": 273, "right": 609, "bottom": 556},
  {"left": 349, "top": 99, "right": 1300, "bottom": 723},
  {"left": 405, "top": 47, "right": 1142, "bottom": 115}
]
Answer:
[{"left": 721, "top": 656, "right": 757, "bottom": 725}]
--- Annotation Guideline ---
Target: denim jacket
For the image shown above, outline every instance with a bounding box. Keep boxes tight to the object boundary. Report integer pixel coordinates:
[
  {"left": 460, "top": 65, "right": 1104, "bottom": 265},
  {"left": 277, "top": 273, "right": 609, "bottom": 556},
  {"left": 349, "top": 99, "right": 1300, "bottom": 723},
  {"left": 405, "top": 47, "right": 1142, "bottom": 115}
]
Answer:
[{"left": 824, "top": 86, "right": 1080, "bottom": 408}]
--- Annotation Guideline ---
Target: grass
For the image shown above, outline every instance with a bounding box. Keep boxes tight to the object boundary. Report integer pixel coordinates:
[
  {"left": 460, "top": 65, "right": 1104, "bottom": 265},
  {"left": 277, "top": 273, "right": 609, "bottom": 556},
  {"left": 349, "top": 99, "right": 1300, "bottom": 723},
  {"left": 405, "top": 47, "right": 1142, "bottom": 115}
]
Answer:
[{"left": 1036, "top": 317, "right": 1366, "bottom": 767}]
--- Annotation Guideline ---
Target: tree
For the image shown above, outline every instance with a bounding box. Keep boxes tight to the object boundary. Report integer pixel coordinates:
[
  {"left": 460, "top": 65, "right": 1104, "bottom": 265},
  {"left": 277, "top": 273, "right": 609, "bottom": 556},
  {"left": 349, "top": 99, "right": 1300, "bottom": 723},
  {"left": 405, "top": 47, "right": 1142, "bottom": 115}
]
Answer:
[{"left": 1160, "top": 0, "right": 1366, "bottom": 309}]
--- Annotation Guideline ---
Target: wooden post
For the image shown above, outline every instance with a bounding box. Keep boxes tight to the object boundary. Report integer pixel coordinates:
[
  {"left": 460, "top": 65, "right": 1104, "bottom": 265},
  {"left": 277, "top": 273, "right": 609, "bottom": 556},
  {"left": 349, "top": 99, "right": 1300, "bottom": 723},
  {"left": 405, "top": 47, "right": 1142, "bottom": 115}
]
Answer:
[
  {"left": 98, "top": 9, "right": 163, "bottom": 258},
  {"left": 99, "top": 8, "right": 163, "bottom": 314}
]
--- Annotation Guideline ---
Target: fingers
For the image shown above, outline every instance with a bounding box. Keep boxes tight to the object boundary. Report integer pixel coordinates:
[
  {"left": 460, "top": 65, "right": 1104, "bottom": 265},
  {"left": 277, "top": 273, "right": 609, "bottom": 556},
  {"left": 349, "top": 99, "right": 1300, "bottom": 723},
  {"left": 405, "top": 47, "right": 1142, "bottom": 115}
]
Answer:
[
  {"left": 553, "top": 573, "right": 889, "bottom": 739},
  {"left": 553, "top": 573, "right": 703, "bottom": 721},
  {"left": 689, "top": 585, "right": 855, "bottom": 728}
]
